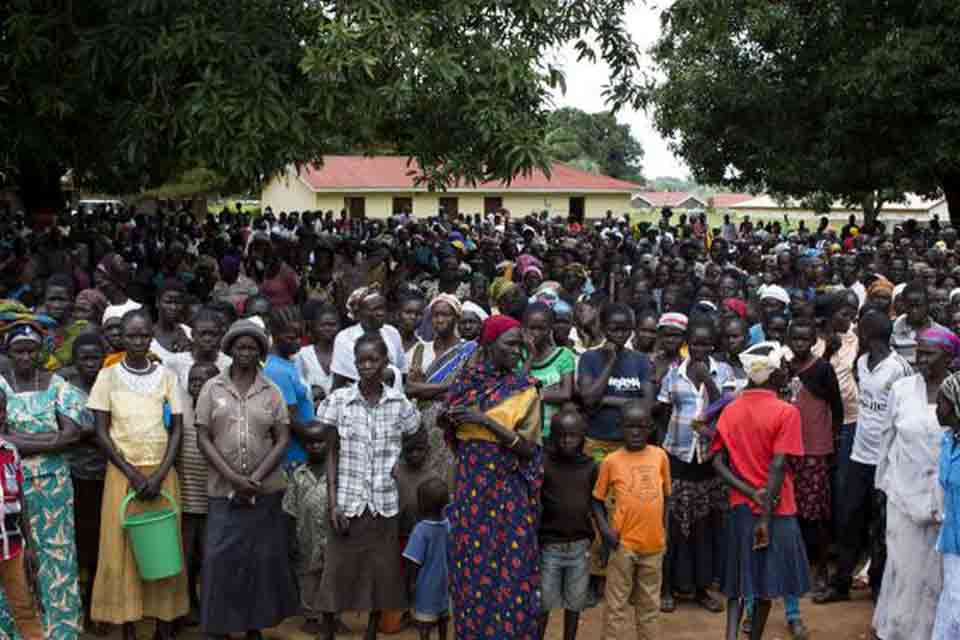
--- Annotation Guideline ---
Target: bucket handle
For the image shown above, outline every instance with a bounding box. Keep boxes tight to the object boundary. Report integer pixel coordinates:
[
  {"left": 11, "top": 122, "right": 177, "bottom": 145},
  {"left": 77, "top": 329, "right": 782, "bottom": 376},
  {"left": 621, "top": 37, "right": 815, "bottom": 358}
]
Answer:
[{"left": 121, "top": 490, "right": 179, "bottom": 526}]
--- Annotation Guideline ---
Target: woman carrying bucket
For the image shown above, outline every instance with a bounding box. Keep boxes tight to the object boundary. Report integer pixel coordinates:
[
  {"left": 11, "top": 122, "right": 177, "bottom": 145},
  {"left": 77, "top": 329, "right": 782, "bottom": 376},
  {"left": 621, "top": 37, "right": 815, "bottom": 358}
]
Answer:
[{"left": 87, "top": 308, "right": 188, "bottom": 640}]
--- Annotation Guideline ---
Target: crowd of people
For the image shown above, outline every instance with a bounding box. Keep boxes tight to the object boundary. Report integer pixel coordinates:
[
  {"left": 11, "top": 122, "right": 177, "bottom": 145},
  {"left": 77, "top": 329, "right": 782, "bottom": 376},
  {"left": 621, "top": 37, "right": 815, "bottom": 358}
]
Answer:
[{"left": 0, "top": 202, "right": 956, "bottom": 640}]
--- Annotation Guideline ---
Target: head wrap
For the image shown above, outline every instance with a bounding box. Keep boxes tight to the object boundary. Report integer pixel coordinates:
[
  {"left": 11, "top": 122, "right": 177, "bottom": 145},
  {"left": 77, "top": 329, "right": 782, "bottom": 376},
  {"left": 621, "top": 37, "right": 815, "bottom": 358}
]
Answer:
[
  {"left": 345, "top": 284, "right": 382, "bottom": 320},
  {"left": 892, "top": 283, "right": 906, "bottom": 302},
  {"left": 6, "top": 324, "right": 43, "bottom": 347},
  {"left": 951, "top": 288, "right": 960, "bottom": 305},
  {"left": 723, "top": 298, "right": 747, "bottom": 320},
  {"left": 96, "top": 253, "right": 130, "bottom": 288},
  {"left": 758, "top": 284, "right": 790, "bottom": 306},
  {"left": 461, "top": 301, "right": 489, "bottom": 322},
  {"left": 480, "top": 315, "right": 521, "bottom": 345},
  {"left": 868, "top": 276, "right": 894, "bottom": 297},
  {"left": 489, "top": 278, "right": 518, "bottom": 304},
  {"left": 75, "top": 289, "right": 108, "bottom": 324},
  {"left": 940, "top": 372, "right": 960, "bottom": 425},
  {"left": 222, "top": 319, "right": 270, "bottom": 356},
  {"left": 428, "top": 293, "right": 462, "bottom": 317},
  {"left": 658, "top": 312, "right": 689, "bottom": 332},
  {"left": 522, "top": 266, "right": 543, "bottom": 280},
  {"left": 739, "top": 341, "right": 791, "bottom": 384},
  {"left": 564, "top": 263, "right": 589, "bottom": 282},
  {"left": 919, "top": 327, "right": 960, "bottom": 368}
]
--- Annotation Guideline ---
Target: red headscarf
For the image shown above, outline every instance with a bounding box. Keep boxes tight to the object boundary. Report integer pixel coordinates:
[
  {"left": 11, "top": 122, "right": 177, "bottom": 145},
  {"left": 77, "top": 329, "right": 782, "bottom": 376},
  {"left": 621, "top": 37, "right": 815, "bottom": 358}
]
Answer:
[
  {"left": 723, "top": 298, "right": 747, "bottom": 320},
  {"left": 480, "top": 315, "right": 521, "bottom": 345}
]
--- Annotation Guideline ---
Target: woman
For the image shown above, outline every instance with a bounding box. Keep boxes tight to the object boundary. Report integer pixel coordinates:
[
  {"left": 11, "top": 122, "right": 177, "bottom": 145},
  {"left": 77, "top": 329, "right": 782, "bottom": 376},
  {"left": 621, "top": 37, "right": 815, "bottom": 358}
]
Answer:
[
  {"left": 74, "top": 288, "right": 108, "bottom": 327},
  {"left": 63, "top": 332, "right": 108, "bottom": 632},
  {"left": 0, "top": 324, "right": 85, "bottom": 638},
  {"left": 196, "top": 319, "right": 299, "bottom": 639},
  {"left": 872, "top": 327, "right": 952, "bottom": 640},
  {"left": 657, "top": 319, "right": 733, "bottom": 614},
  {"left": 521, "top": 302, "right": 575, "bottom": 438},
  {"left": 161, "top": 307, "right": 232, "bottom": 391},
  {"left": 88, "top": 309, "right": 188, "bottom": 640},
  {"left": 150, "top": 279, "right": 192, "bottom": 361},
  {"left": 406, "top": 294, "right": 479, "bottom": 483},
  {"left": 250, "top": 235, "right": 300, "bottom": 307},
  {"left": 295, "top": 301, "right": 341, "bottom": 407},
  {"left": 43, "top": 273, "right": 90, "bottom": 371},
  {"left": 317, "top": 332, "right": 421, "bottom": 640},
  {"left": 458, "top": 301, "right": 488, "bottom": 343},
  {"left": 934, "top": 372, "right": 960, "bottom": 640},
  {"left": 711, "top": 341, "right": 811, "bottom": 640},
  {"left": 444, "top": 316, "right": 543, "bottom": 640},
  {"left": 95, "top": 253, "right": 140, "bottom": 321},
  {"left": 396, "top": 293, "right": 426, "bottom": 358}
]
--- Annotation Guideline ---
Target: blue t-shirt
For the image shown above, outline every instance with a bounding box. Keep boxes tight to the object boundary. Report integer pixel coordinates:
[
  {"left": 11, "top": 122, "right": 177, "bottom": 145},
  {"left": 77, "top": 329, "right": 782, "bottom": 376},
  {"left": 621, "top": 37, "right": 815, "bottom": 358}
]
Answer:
[
  {"left": 577, "top": 349, "right": 652, "bottom": 441},
  {"left": 402, "top": 519, "right": 450, "bottom": 617},
  {"left": 263, "top": 353, "right": 312, "bottom": 465}
]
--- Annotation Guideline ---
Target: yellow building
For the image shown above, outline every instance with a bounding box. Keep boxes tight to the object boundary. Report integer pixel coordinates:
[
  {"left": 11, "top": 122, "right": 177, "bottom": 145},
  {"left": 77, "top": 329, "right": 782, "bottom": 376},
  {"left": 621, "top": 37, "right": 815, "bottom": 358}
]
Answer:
[{"left": 261, "top": 156, "right": 642, "bottom": 221}]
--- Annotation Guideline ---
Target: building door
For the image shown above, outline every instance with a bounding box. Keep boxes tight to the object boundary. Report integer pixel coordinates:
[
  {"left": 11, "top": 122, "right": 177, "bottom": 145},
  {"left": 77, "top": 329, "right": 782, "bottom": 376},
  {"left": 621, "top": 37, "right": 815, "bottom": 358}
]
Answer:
[
  {"left": 439, "top": 197, "right": 459, "bottom": 217},
  {"left": 569, "top": 196, "right": 585, "bottom": 223},
  {"left": 392, "top": 197, "right": 413, "bottom": 215},
  {"left": 483, "top": 196, "right": 503, "bottom": 215},
  {"left": 345, "top": 196, "right": 366, "bottom": 219}
]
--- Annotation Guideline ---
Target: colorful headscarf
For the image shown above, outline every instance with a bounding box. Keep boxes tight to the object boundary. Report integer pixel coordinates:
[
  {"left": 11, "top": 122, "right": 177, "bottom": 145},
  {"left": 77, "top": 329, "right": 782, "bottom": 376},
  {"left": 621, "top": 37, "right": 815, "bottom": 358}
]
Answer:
[
  {"left": 446, "top": 361, "right": 535, "bottom": 412},
  {"left": 489, "top": 278, "right": 518, "bottom": 304},
  {"left": 345, "top": 284, "right": 382, "bottom": 320},
  {"left": 7, "top": 324, "right": 43, "bottom": 347},
  {"left": 564, "top": 263, "right": 589, "bottom": 282},
  {"left": 739, "top": 341, "right": 791, "bottom": 384},
  {"left": 723, "top": 298, "right": 747, "bottom": 320},
  {"left": 920, "top": 327, "right": 960, "bottom": 368},
  {"left": 429, "top": 293, "right": 462, "bottom": 317},
  {"left": 658, "top": 312, "right": 689, "bottom": 332},
  {"left": 480, "top": 315, "right": 521, "bottom": 345}
]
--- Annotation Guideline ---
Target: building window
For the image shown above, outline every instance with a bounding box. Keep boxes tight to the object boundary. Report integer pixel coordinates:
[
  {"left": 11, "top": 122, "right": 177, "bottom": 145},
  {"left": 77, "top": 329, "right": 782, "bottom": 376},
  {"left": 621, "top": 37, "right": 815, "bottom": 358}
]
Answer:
[
  {"left": 569, "top": 196, "right": 585, "bottom": 223},
  {"left": 392, "top": 197, "right": 413, "bottom": 215},
  {"left": 439, "top": 197, "right": 459, "bottom": 216},
  {"left": 483, "top": 196, "right": 503, "bottom": 214},
  {"left": 344, "top": 196, "right": 366, "bottom": 219}
]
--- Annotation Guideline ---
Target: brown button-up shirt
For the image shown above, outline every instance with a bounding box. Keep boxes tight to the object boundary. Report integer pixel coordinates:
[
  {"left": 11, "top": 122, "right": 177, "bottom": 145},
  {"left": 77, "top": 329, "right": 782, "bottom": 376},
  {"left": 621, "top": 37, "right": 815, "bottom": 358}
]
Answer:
[{"left": 194, "top": 368, "right": 290, "bottom": 498}]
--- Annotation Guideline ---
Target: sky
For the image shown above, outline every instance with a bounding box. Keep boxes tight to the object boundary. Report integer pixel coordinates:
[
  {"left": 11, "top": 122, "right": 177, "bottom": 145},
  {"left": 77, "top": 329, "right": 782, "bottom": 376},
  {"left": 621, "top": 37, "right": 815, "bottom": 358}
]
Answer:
[{"left": 550, "top": 1, "right": 688, "bottom": 180}]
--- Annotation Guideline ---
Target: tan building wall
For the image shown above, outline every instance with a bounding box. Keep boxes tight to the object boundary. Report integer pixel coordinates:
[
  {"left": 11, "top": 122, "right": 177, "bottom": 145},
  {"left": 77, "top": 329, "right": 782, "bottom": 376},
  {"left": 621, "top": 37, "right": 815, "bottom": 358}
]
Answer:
[
  {"left": 585, "top": 194, "right": 634, "bottom": 219},
  {"left": 261, "top": 173, "right": 316, "bottom": 212}
]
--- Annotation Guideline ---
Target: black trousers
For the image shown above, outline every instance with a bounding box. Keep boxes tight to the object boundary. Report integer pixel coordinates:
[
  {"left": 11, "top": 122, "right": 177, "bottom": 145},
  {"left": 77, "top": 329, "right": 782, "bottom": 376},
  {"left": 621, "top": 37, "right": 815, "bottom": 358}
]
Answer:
[{"left": 830, "top": 460, "right": 886, "bottom": 594}]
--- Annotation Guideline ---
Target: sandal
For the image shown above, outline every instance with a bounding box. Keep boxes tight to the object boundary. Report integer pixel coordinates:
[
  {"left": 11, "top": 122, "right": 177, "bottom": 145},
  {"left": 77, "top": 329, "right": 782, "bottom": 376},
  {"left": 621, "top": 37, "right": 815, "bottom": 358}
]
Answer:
[{"left": 695, "top": 591, "right": 724, "bottom": 613}]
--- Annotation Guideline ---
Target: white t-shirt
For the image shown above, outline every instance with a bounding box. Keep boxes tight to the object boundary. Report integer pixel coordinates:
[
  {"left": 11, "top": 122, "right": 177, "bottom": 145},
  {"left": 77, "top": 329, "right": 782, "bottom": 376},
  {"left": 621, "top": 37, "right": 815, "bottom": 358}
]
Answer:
[
  {"left": 852, "top": 350, "right": 913, "bottom": 465},
  {"left": 161, "top": 350, "right": 233, "bottom": 391},
  {"left": 331, "top": 323, "right": 408, "bottom": 381},
  {"left": 294, "top": 345, "right": 334, "bottom": 399},
  {"left": 102, "top": 298, "right": 142, "bottom": 323}
]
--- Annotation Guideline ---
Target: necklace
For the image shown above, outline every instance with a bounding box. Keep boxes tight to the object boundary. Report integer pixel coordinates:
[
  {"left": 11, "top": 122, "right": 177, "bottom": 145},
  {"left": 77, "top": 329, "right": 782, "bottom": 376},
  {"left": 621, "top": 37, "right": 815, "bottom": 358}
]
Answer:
[
  {"left": 12, "top": 368, "right": 39, "bottom": 394},
  {"left": 122, "top": 357, "right": 153, "bottom": 374}
]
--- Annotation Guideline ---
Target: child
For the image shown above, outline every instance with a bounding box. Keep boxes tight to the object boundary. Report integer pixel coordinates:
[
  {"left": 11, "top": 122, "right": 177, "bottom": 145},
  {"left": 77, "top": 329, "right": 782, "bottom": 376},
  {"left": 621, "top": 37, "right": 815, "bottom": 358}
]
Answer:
[
  {"left": 180, "top": 362, "right": 219, "bottom": 625},
  {"left": 0, "top": 390, "right": 45, "bottom": 640},
  {"left": 539, "top": 409, "right": 597, "bottom": 640},
  {"left": 402, "top": 477, "right": 451, "bottom": 640},
  {"left": 593, "top": 400, "right": 671, "bottom": 640}
]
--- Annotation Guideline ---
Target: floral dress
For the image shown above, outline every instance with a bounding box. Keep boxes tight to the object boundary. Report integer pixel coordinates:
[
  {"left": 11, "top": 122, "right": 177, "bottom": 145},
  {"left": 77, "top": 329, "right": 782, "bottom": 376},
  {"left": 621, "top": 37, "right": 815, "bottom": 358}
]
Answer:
[{"left": 0, "top": 374, "right": 83, "bottom": 639}]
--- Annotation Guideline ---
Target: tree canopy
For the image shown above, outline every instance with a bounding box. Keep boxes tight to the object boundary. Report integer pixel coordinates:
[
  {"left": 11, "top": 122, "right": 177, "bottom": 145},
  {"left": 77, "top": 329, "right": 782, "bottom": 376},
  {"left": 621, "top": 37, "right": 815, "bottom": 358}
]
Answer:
[
  {"left": 1, "top": 0, "right": 643, "bottom": 213},
  {"left": 545, "top": 107, "right": 644, "bottom": 183},
  {"left": 647, "top": 0, "right": 960, "bottom": 225}
]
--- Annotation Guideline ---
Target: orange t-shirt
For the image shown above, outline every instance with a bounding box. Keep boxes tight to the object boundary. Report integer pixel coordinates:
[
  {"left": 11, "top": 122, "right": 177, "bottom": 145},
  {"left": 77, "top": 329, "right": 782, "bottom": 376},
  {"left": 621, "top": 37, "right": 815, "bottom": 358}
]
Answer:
[{"left": 593, "top": 446, "right": 671, "bottom": 554}]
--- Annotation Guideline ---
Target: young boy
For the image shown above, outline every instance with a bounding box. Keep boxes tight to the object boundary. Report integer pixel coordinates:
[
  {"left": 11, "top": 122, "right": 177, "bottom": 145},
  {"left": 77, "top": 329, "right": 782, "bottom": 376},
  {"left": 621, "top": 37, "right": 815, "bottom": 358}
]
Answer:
[
  {"left": 593, "top": 400, "right": 671, "bottom": 640},
  {"left": 402, "top": 477, "right": 451, "bottom": 640},
  {"left": 0, "top": 390, "right": 44, "bottom": 640},
  {"left": 180, "top": 362, "right": 220, "bottom": 625},
  {"left": 539, "top": 409, "right": 597, "bottom": 640}
]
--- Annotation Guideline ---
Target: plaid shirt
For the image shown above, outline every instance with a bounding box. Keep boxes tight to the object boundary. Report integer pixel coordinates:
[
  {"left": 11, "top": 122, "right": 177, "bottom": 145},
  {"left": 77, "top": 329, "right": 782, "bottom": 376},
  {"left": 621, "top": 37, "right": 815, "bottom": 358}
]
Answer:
[
  {"left": 0, "top": 438, "right": 25, "bottom": 561},
  {"left": 317, "top": 383, "right": 420, "bottom": 518}
]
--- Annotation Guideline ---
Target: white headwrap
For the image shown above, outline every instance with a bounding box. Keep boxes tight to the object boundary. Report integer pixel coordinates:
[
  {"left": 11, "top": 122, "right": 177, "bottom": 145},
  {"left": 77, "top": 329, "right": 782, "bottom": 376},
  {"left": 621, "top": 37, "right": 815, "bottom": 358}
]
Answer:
[
  {"left": 892, "top": 282, "right": 907, "bottom": 302},
  {"left": 461, "top": 301, "right": 489, "bottom": 322},
  {"left": 758, "top": 284, "right": 790, "bottom": 306},
  {"left": 739, "top": 341, "right": 793, "bottom": 384},
  {"left": 428, "top": 293, "right": 463, "bottom": 317}
]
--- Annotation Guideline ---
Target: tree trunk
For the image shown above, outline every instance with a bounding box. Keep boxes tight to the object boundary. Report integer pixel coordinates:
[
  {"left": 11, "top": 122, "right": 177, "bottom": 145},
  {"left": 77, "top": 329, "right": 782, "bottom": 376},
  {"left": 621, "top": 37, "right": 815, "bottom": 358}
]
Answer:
[
  {"left": 15, "top": 159, "right": 66, "bottom": 224},
  {"left": 861, "top": 192, "right": 879, "bottom": 230},
  {"left": 942, "top": 172, "right": 960, "bottom": 229}
]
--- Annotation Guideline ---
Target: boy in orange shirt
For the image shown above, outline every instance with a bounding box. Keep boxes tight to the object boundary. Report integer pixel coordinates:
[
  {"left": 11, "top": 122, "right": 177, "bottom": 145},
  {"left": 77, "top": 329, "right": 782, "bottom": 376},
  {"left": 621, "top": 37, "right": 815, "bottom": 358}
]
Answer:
[{"left": 593, "top": 400, "right": 671, "bottom": 640}]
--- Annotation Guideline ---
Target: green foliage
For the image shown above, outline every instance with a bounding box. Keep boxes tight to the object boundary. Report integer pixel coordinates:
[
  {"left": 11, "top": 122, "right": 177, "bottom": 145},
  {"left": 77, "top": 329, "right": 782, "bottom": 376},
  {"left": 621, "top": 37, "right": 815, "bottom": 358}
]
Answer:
[
  {"left": 545, "top": 107, "right": 644, "bottom": 182},
  {"left": 647, "top": 0, "right": 960, "bottom": 224},
  {"left": 0, "top": 0, "right": 643, "bottom": 210}
]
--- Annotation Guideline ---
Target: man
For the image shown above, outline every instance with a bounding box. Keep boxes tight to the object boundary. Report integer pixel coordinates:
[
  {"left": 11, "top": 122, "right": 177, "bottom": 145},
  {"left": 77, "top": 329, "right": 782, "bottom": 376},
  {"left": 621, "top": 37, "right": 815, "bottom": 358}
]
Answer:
[{"left": 890, "top": 284, "right": 945, "bottom": 365}]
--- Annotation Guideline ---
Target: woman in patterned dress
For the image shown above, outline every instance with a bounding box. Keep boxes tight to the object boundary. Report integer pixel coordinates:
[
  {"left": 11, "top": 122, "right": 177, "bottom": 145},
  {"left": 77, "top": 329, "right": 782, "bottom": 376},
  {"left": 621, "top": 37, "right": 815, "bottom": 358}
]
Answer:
[
  {"left": 443, "top": 315, "right": 543, "bottom": 640},
  {"left": 0, "top": 323, "right": 85, "bottom": 639}
]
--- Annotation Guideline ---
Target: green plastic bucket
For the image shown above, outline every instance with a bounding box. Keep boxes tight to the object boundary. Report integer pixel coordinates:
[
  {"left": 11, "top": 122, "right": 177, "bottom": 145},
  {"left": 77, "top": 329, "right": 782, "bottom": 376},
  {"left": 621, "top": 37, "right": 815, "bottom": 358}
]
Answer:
[{"left": 121, "top": 490, "right": 182, "bottom": 581}]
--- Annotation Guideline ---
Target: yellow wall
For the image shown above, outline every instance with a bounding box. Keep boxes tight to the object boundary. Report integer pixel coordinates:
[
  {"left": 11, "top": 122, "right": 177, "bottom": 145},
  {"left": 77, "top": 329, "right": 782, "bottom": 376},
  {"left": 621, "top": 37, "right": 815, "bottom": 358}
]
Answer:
[
  {"left": 585, "top": 194, "right": 634, "bottom": 219},
  {"left": 261, "top": 172, "right": 316, "bottom": 212}
]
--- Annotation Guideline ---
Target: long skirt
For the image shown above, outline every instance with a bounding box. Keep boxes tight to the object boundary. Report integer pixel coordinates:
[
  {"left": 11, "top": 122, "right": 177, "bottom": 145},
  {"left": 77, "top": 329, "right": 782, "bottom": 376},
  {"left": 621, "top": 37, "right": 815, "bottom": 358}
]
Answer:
[
  {"left": 932, "top": 553, "right": 960, "bottom": 640},
  {"left": 201, "top": 492, "right": 299, "bottom": 634},
  {"left": 317, "top": 512, "right": 407, "bottom": 612},
  {"left": 91, "top": 464, "right": 189, "bottom": 624},
  {"left": 449, "top": 441, "right": 543, "bottom": 640},
  {"left": 0, "top": 464, "right": 82, "bottom": 639},
  {"left": 873, "top": 503, "right": 942, "bottom": 640},
  {"left": 665, "top": 456, "right": 725, "bottom": 593},
  {"left": 719, "top": 505, "right": 811, "bottom": 599},
  {"left": 791, "top": 455, "right": 831, "bottom": 522}
]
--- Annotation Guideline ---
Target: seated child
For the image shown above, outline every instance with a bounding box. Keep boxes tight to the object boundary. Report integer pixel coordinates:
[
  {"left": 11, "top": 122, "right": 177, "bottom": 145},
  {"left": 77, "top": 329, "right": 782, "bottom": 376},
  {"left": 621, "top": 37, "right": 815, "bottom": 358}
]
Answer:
[
  {"left": 402, "top": 477, "right": 451, "bottom": 640},
  {"left": 0, "top": 389, "right": 45, "bottom": 640},
  {"left": 538, "top": 408, "right": 597, "bottom": 640},
  {"left": 593, "top": 400, "right": 671, "bottom": 640}
]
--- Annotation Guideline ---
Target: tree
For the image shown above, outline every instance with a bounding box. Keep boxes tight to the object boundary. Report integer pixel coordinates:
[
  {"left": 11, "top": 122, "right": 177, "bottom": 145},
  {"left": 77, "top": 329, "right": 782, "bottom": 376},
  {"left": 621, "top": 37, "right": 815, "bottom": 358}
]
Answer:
[
  {"left": 647, "top": 0, "right": 960, "bottom": 227},
  {"left": 545, "top": 107, "right": 644, "bottom": 182},
  {"left": 1, "top": 0, "right": 643, "bottom": 214}
]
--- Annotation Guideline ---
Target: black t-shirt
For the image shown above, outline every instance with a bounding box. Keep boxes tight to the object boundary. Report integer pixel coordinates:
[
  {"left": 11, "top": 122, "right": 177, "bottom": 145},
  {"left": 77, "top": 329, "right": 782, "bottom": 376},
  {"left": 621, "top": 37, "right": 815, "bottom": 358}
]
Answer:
[
  {"left": 577, "top": 349, "right": 652, "bottom": 441},
  {"left": 539, "top": 452, "right": 598, "bottom": 545}
]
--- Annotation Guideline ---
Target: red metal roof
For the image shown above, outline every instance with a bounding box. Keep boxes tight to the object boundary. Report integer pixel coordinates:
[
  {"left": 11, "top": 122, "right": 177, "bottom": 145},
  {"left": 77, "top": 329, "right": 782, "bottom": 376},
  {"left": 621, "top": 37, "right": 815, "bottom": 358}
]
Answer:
[
  {"left": 710, "top": 193, "right": 756, "bottom": 207},
  {"left": 633, "top": 191, "right": 707, "bottom": 207},
  {"left": 297, "top": 156, "right": 642, "bottom": 192}
]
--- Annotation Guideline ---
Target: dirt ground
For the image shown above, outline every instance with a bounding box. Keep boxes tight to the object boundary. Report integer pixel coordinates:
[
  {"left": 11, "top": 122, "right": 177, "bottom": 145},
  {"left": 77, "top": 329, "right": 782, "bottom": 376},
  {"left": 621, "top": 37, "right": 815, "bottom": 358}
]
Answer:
[{"left": 84, "top": 591, "right": 876, "bottom": 639}]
